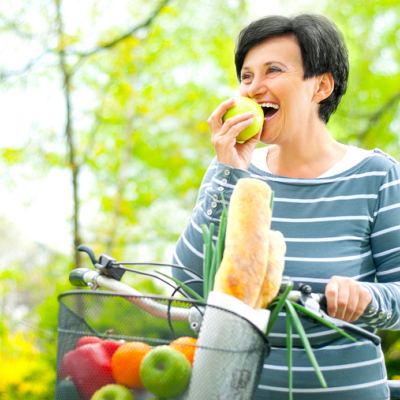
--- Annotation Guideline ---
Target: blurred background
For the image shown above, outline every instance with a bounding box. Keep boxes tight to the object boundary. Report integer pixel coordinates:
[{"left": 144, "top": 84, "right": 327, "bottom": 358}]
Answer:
[{"left": 0, "top": 0, "right": 399, "bottom": 398}]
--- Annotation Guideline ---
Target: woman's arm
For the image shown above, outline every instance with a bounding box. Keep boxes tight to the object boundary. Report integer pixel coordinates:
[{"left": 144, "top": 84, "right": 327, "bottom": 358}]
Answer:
[
  {"left": 172, "top": 158, "right": 251, "bottom": 295},
  {"left": 172, "top": 97, "right": 262, "bottom": 294},
  {"left": 327, "top": 161, "right": 400, "bottom": 330}
]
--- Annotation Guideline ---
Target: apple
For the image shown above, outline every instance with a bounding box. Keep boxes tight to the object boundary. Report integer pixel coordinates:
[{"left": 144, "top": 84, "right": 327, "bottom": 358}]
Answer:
[
  {"left": 139, "top": 346, "right": 191, "bottom": 398},
  {"left": 222, "top": 97, "right": 264, "bottom": 142},
  {"left": 90, "top": 384, "right": 134, "bottom": 400}
]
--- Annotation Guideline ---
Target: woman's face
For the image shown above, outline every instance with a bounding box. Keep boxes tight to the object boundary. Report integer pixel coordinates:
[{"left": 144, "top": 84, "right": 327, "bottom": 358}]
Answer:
[{"left": 239, "top": 34, "right": 322, "bottom": 145}]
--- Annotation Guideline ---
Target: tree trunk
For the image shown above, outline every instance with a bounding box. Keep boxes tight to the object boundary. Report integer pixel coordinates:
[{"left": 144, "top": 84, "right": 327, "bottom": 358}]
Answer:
[{"left": 55, "top": 0, "right": 82, "bottom": 269}]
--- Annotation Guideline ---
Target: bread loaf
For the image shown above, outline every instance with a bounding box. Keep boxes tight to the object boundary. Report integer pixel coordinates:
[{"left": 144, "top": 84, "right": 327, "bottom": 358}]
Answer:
[
  {"left": 213, "top": 178, "right": 273, "bottom": 308},
  {"left": 253, "top": 229, "right": 286, "bottom": 309}
]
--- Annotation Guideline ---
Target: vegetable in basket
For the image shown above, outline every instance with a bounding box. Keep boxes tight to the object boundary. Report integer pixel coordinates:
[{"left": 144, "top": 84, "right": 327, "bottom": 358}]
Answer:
[
  {"left": 60, "top": 339, "right": 123, "bottom": 400},
  {"left": 55, "top": 377, "right": 81, "bottom": 400}
]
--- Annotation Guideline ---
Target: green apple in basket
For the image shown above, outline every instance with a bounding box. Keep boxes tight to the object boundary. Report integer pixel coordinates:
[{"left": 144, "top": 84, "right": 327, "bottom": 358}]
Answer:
[
  {"left": 222, "top": 97, "right": 264, "bottom": 142},
  {"left": 91, "top": 384, "right": 134, "bottom": 400},
  {"left": 139, "top": 345, "right": 191, "bottom": 398}
]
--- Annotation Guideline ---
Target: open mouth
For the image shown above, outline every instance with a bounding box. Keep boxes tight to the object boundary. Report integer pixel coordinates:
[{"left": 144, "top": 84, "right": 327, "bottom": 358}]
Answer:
[{"left": 260, "top": 102, "right": 279, "bottom": 120}]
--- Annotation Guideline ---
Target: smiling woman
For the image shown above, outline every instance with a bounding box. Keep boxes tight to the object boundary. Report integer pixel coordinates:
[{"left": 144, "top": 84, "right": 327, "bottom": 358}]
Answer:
[{"left": 172, "top": 13, "right": 400, "bottom": 400}]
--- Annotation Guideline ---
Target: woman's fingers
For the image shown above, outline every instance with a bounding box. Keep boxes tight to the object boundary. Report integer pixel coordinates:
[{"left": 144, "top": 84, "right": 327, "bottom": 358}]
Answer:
[
  {"left": 325, "top": 276, "right": 372, "bottom": 322},
  {"left": 325, "top": 277, "right": 340, "bottom": 318},
  {"left": 207, "top": 98, "right": 235, "bottom": 133},
  {"left": 207, "top": 98, "right": 261, "bottom": 169},
  {"left": 212, "top": 112, "right": 254, "bottom": 143},
  {"left": 208, "top": 98, "right": 257, "bottom": 140}
]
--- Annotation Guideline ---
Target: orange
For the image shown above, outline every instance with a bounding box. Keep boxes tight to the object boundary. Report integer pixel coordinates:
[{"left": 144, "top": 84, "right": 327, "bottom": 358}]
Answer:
[
  {"left": 169, "top": 336, "right": 197, "bottom": 365},
  {"left": 111, "top": 341, "right": 152, "bottom": 388}
]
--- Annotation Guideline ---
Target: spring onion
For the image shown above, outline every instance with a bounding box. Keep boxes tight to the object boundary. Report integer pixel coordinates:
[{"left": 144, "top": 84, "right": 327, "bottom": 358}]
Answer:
[
  {"left": 285, "top": 300, "right": 327, "bottom": 388},
  {"left": 286, "top": 310, "right": 293, "bottom": 400},
  {"left": 155, "top": 271, "right": 204, "bottom": 302}
]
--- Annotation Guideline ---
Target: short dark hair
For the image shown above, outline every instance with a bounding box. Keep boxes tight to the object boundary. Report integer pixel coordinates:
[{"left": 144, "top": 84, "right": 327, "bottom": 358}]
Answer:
[{"left": 235, "top": 14, "right": 349, "bottom": 123}]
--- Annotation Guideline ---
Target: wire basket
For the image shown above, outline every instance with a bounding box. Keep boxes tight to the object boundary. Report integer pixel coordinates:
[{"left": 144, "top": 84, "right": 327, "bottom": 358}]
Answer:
[{"left": 56, "top": 290, "right": 269, "bottom": 400}]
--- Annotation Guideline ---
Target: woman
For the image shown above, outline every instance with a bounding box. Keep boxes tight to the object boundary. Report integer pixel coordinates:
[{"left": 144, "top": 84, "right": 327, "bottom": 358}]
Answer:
[{"left": 173, "top": 14, "right": 400, "bottom": 399}]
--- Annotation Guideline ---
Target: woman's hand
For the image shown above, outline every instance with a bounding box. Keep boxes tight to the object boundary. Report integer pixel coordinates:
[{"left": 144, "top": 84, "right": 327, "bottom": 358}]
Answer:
[
  {"left": 325, "top": 276, "right": 372, "bottom": 322},
  {"left": 207, "top": 98, "right": 261, "bottom": 170}
]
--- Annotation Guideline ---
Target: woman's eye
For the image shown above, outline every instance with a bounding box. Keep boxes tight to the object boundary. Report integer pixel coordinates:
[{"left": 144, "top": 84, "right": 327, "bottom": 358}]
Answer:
[
  {"left": 269, "top": 66, "right": 281, "bottom": 73},
  {"left": 241, "top": 73, "right": 251, "bottom": 81}
]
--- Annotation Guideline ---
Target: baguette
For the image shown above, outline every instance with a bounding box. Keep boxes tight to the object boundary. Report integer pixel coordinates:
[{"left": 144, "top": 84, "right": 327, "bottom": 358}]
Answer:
[
  {"left": 253, "top": 229, "right": 286, "bottom": 309},
  {"left": 213, "top": 178, "right": 273, "bottom": 308}
]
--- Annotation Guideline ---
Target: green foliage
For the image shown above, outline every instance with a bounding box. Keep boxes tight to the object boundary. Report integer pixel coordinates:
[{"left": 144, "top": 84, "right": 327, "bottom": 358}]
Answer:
[
  {"left": 58, "top": 0, "right": 249, "bottom": 259},
  {"left": 0, "top": 332, "right": 55, "bottom": 400},
  {"left": 380, "top": 330, "right": 400, "bottom": 380},
  {"left": 0, "top": 246, "right": 72, "bottom": 400},
  {"left": 324, "top": 1, "right": 400, "bottom": 156},
  {"left": 322, "top": 1, "right": 400, "bottom": 378}
]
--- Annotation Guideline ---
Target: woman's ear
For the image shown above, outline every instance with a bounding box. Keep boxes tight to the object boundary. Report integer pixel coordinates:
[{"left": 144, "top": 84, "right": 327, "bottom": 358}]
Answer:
[{"left": 313, "top": 73, "right": 334, "bottom": 103}]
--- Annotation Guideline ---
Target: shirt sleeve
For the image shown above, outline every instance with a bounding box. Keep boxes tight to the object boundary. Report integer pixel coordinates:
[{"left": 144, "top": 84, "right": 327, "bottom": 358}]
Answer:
[
  {"left": 359, "top": 162, "right": 400, "bottom": 330},
  {"left": 172, "top": 158, "right": 251, "bottom": 296}
]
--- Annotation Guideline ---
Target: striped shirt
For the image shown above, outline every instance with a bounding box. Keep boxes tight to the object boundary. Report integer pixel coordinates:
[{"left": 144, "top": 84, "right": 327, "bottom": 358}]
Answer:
[{"left": 172, "top": 149, "right": 400, "bottom": 399}]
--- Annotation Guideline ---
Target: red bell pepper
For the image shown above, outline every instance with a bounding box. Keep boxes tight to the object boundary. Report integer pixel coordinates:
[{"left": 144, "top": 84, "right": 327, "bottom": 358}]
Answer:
[{"left": 60, "top": 342, "right": 116, "bottom": 400}]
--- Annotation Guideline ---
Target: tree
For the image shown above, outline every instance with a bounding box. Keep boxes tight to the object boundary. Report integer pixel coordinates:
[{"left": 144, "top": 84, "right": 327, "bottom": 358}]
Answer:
[
  {"left": 0, "top": 1, "right": 248, "bottom": 398},
  {"left": 0, "top": 0, "right": 247, "bottom": 265},
  {"left": 324, "top": 0, "right": 400, "bottom": 155}
]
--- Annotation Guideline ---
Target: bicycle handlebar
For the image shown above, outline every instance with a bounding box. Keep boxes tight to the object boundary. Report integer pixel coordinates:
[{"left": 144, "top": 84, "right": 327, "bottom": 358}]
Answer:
[{"left": 70, "top": 266, "right": 381, "bottom": 345}]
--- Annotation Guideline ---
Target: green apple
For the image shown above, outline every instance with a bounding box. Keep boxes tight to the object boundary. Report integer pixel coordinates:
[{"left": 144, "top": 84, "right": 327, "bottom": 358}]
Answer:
[
  {"left": 90, "top": 384, "right": 134, "bottom": 400},
  {"left": 222, "top": 97, "right": 264, "bottom": 142},
  {"left": 139, "top": 345, "right": 191, "bottom": 398}
]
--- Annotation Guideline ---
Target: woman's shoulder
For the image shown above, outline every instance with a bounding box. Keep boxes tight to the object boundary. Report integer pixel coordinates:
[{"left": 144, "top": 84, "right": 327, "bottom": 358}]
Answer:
[
  {"left": 359, "top": 148, "right": 399, "bottom": 172},
  {"left": 370, "top": 148, "right": 398, "bottom": 165}
]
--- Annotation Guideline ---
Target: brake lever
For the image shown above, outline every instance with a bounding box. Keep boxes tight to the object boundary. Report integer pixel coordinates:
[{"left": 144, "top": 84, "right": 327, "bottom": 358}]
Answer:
[
  {"left": 298, "top": 292, "right": 381, "bottom": 346},
  {"left": 77, "top": 245, "right": 125, "bottom": 281}
]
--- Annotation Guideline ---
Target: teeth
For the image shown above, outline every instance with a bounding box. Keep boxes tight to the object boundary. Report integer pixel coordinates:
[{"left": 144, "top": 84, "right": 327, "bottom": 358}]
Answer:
[{"left": 260, "top": 102, "right": 280, "bottom": 109}]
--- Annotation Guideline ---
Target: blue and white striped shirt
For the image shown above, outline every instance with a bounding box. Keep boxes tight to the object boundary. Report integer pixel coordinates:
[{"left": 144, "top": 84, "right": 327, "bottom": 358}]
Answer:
[{"left": 173, "top": 149, "right": 400, "bottom": 399}]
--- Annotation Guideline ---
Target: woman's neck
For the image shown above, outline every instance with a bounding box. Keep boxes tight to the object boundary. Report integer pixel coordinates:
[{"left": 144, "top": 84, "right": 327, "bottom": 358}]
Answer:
[{"left": 266, "top": 129, "right": 348, "bottom": 178}]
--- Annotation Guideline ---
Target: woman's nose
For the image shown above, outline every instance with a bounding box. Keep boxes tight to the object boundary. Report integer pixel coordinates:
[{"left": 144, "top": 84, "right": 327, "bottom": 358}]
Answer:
[{"left": 246, "top": 77, "right": 268, "bottom": 99}]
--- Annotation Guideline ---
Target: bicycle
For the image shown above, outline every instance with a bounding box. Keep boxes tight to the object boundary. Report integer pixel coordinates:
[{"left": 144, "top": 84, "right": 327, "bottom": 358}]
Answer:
[{"left": 55, "top": 245, "right": 400, "bottom": 399}]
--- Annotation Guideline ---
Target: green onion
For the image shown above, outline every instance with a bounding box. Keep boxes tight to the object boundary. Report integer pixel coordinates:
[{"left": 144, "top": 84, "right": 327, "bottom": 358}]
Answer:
[
  {"left": 216, "top": 205, "right": 227, "bottom": 270},
  {"left": 200, "top": 195, "right": 228, "bottom": 301},
  {"left": 160, "top": 195, "right": 228, "bottom": 303},
  {"left": 155, "top": 271, "right": 205, "bottom": 302},
  {"left": 285, "top": 300, "right": 327, "bottom": 388},
  {"left": 270, "top": 190, "right": 275, "bottom": 213},
  {"left": 290, "top": 302, "right": 357, "bottom": 343},
  {"left": 286, "top": 310, "right": 293, "bottom": 400},
  {"left": 201, "top": 223, "right": 214, "bottom": 299},
  {"left": 266, "top": 281, "right": 293, "bottom": 335}
]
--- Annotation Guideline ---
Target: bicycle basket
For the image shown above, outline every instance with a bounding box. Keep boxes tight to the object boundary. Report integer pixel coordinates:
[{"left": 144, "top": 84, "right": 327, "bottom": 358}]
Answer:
[{"left": 56, "top": 290, "right": 269, "bottom": 400}]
